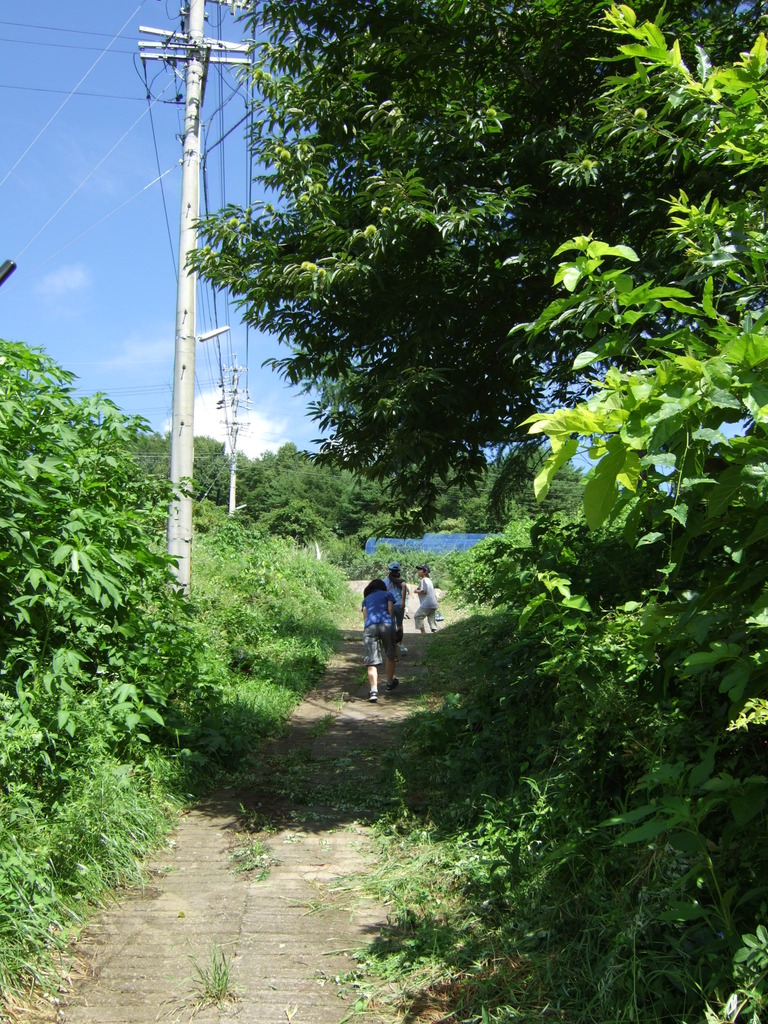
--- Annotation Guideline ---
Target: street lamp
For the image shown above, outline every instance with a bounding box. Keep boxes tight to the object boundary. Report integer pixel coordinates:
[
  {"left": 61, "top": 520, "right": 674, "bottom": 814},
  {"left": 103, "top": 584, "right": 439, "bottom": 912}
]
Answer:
[{"left": 197, "top": 325, "right": 230, "bottom": 343}]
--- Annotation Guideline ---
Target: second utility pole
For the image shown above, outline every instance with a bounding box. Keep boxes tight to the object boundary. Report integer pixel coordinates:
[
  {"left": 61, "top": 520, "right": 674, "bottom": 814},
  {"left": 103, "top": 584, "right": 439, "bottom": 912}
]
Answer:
[{"left": 166, "top": 0, "right": 205, "bottom": 593}]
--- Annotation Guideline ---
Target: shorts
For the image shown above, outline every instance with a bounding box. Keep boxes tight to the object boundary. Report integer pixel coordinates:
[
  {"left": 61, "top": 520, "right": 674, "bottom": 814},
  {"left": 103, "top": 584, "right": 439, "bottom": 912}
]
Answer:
[{"left": 363, "top": 621, "right": 396, "bottom": 666}]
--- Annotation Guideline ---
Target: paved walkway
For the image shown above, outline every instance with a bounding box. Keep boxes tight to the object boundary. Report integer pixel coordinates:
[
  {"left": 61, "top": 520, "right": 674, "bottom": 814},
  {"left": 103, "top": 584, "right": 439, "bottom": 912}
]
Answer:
[{"left": 59, "top": 609, "right": 433, "bottom": 1024}]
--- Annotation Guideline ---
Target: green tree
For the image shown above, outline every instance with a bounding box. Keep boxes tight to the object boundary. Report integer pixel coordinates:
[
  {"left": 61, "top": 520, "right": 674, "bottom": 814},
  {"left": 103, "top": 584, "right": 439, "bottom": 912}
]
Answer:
[
  {"left": 0, "top": 341, "right": 197, "bottom": 772},
  {"left": 130, "top": 431, "right": 229, "bottom": 507},
  {"left": 527, "top": 17, "right": 768, "bottom": 722},
  {"left": 193, "top": 0, "right": 759, "bottom": 517},
  {"left": 130, "top": 430, "right": 170, "bottom": 483},
  {"left": 193, "top": 435, "right": 230, "bottom": 505},
  {"left": 522, "top": 15, "right": 768, "bottom": 1018}
]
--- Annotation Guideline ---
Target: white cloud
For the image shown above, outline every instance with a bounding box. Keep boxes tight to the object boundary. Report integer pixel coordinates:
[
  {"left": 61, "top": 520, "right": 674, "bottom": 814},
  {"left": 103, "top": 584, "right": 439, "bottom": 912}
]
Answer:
[
  {"left": 104, "top": 329, "right": 171, "bottom": 369},
  {"left": 36, "top": 263, "right": 91, "bottom": 299},
  {"left": 164, "top": 387, "right": 294, "bottom": 459}
]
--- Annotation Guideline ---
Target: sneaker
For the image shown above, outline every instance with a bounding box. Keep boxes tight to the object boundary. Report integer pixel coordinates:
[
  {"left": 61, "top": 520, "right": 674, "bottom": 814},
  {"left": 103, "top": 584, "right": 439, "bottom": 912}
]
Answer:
[
  {"left": 368, "top": 690, "right": 378, "bottom": 703},
  {"left": 385, "top": 677, "right": 399, "bottom": 691},
  {"left": 399, "top": 645, "right": 408, "bottom": 654}
]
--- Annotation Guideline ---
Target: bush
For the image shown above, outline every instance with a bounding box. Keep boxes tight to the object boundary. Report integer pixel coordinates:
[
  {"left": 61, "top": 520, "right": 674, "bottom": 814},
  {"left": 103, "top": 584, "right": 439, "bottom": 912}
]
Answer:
[{"left": 0, "top": 342, "right": 357, "bottom": 999}]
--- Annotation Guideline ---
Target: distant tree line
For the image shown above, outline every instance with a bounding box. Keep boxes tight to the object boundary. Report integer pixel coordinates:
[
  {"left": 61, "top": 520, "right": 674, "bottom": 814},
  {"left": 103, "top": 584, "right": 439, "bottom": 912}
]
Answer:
[{"left": 131, "top": 432, "right": 584, "bottom": 547}]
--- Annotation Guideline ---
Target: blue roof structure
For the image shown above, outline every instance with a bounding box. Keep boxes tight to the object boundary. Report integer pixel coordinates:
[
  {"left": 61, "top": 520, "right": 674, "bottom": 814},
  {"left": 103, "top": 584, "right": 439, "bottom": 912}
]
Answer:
[{"left": 364, "top": 533, "right": 495, "bottom": 556}]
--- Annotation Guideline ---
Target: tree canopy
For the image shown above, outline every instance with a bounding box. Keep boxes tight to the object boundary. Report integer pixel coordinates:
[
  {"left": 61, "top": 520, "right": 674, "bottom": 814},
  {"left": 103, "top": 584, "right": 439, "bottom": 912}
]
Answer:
[{"left": 193, "top": 0, "right": 760, "bottom": 515}]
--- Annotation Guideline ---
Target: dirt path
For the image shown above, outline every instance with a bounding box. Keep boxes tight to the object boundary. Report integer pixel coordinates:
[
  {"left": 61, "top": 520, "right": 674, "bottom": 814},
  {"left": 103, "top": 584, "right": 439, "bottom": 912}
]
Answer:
[{"left": 57, "top": 596, "right": 435, "bottom": 1024}]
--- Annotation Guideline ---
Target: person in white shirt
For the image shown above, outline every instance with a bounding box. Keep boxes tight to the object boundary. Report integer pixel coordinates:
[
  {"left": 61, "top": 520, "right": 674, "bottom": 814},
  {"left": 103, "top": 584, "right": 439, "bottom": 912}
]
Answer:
[{"left": 414, "top": 564, "right": 439, "bottom": 633}]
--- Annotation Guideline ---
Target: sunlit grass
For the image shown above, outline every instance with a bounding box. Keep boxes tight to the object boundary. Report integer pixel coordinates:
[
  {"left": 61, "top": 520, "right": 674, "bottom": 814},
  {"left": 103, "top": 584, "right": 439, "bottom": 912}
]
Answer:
[{"left": 189, "top": 943, "right": 235, "bottom": 1007}]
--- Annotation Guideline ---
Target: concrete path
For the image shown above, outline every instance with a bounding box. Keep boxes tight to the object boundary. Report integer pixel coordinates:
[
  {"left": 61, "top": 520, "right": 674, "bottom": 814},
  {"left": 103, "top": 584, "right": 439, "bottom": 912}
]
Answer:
[{"left": 58, "top": 606, "right": 435, "bottom": 1024}]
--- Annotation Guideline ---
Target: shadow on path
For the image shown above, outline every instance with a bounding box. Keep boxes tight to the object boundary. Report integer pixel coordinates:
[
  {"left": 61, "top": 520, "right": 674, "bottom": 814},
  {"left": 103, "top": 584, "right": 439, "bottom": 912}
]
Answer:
[{"left": 57, "top": 600, "right": 441, "bottom": 1024}]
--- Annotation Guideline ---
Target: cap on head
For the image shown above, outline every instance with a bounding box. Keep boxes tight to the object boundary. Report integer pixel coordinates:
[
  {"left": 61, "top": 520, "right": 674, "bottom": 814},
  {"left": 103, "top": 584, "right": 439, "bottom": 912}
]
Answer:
[
  {"left": 416, "top": 564, "right": 429, "bottom": 573},
  {"left": 388, "top": 561, "right": 401, "bottom": 571}
]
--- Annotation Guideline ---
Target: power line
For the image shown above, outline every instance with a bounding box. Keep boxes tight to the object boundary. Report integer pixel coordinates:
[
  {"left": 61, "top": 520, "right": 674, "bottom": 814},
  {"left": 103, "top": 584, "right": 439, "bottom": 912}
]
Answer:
[
  {"left": 0, "top": 37, "right": 137, "bottom": 56},
  {"left": 3, "top": 163, "right": 178, "bottom": 289},
  {"left": 0, "top": 19, "right": 140, "bottom": 40},
  {"left": 0, "top": 83, "right": 145, "bottom": 101},
  {"left": 142, "top": 63, "right": 178, "bottom": 275},
  {"left": 0, "top": 3, "right": 146, "bottom": 190},
  {"left": 15, "top": 81, "right": 177, "bottom": 260}
]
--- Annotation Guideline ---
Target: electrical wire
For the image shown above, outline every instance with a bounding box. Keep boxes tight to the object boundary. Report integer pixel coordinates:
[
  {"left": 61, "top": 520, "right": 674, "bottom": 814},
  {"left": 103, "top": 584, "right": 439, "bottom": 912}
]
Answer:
[
  {"left": 7, "top": 5, "right": 270, "bottom": 451},
  {"left": 4, "top": 164, "right": 178, "bottom": 290},
  {"left": 0, "top": 19, "right": 140, "bottom": 40},
  {"left": 0, "top": 3, "right": 147, "bottom": 190},
  {"left": 0, "top": 84, "right": 144, "bottom": 100},
  {"left": 15, "top": 75, "right": 178, "bottom": 260},
  {"left": 0, "top": 37, "right": 137, "bottom": 56},
  {"left": 142, "top": 62, "right": 178, "bottom": 275}
]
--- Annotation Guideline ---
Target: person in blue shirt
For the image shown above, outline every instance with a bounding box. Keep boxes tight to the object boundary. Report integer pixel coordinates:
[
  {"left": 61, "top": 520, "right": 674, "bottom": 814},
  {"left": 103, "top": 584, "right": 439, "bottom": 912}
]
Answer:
[{"left": 361, "top": 579, "right": 399, "bottom": 703}]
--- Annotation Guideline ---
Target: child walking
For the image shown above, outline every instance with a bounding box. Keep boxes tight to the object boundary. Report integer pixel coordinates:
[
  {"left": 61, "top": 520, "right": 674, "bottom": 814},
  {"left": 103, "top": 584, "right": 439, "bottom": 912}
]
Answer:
[
  {"left": 414, "top": 564, "right": 440, "bottom": 633},
  {"left": 361, "top": 579, "right": 399, "bottom": 702}
]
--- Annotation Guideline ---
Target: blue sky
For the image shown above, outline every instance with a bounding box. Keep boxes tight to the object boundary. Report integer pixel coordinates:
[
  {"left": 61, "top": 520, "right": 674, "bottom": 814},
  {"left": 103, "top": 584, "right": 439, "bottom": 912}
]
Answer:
[{"left": 0, "top": 0, "right": 322, "bottom": 458}]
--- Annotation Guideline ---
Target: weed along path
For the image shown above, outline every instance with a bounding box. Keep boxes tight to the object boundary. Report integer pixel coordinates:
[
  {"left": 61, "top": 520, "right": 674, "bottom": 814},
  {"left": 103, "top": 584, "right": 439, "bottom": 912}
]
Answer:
[{"left": 57, "top": 591, "right": 434, "bottom": 1024}]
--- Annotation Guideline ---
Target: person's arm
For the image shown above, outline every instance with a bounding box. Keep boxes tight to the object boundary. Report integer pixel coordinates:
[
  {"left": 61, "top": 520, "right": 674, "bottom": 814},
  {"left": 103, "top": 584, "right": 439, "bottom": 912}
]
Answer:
[{"left": 387, "top": 599, "right": 395, "bottom": 619}]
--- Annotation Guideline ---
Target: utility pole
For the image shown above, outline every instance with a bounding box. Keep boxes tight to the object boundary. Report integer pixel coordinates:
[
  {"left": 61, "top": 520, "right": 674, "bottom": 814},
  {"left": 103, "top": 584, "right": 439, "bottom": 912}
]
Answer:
[
  {"left": 166, "top": 0, "right": 204, "bottom": 592},
  {"left": 139, "top": 2, "right": 250, "bottom": 592},
  {"left": 219, "top": 357, "right": 247, "bottom": 515}
]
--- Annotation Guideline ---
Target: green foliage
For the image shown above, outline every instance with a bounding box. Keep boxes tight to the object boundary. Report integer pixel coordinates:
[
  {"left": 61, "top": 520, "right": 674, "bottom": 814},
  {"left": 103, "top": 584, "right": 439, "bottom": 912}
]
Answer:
[
  {"left": 524, "top": 22, "right": 768, "bottom": 732},
  {"left": 193, "top": 0, "right": 759, "bottom": 515},
  {"left": 0, "top": 340, "right": 193, "bottom": 768},
  {"left": 187, "top": 517, "right": 356, "bottom": 760},
  {"left": 0, "top": 342, "right": 357, "bottom": 999},
  {"left": 371, "top": 547, "right": 766, "bottom": 1020},
  {"left": 358, "top": 16, "right": 768, "bottom": 1024}
]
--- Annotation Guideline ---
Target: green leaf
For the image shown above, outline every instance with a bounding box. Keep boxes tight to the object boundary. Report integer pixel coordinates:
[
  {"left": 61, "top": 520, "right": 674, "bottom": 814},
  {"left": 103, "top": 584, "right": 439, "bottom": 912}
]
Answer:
[
  {"left": 689, "top": 744, "right": 717, "bottom": 789},
  {"left": 658, "top": 901, "right": 707, "bottom": 922},
  {"left": 665, "top": 504, "right": 688, "bottom": 527},
  {"left": 707, "top": 466, "right": 742, "bottom": 517},
  {"left": 719, "top": 664, "right": 750, "bottom": 701},
  {"left": 599, "top": 805, "right": 656, "bottom": 828},
  {"left": 723, "top": 331, "right": 768, "bottom": 368},
  {"left": 616, "top": 817, "right": 670, "bottom": 844},
  {"left": 583, "top": 446, "right": 625, "bottom": 530},
  {"left": 702, "top": 276, "right": 717, "bottom": 317},
  {"left": 637, "top": 531, "right": 665, "bottom": 546},
  {"left": 562, "top": 595, "right": 592, "bottom": 612},
  {"left": 519, "top": 593, "right": 547, "bottom": 630},
  {"left": 573, "top": 350, "right": 600, "bottom": 370},
  {"left": 667, "top": 830, "right": 705, "bottom": 854},
  {"left": 533, "top": 439, "right": 578, "bottom": 502},
  {"left": 141, "top": 707, "right": 165, "bottom": 726},
  {"left": 586, "top": 240, "right": 639, "bottom": 261},
  {"left": 684, "top": 644, "right": 740, "bottom": 673},
  {"left": 560, "top": 265, "right": 583, "bottom": 292}
]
